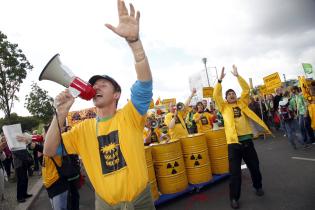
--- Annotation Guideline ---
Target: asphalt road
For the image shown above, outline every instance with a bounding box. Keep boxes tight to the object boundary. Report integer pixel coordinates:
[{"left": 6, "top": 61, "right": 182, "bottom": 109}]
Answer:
[{"left": 31, "top": 132, "right": 315, "bottom": 210}]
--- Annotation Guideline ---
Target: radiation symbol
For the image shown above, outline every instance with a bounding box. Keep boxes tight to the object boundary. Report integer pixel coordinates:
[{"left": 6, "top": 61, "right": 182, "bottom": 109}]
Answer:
[
  {"left": 166, "top": 161, "right": 179, "bottom": 174},
  {"left": 190, "top": 154, "right": 202, "bottom": 166}
]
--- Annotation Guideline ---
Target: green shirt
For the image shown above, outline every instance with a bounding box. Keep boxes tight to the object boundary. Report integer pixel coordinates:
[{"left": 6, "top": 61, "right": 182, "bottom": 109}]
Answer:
[{"left": 291, "top": 94, "right": 307, "bottom": 115}]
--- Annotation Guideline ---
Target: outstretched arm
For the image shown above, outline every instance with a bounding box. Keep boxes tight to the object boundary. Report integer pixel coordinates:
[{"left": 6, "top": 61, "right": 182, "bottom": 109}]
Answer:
[
  {"left": 185, "top": 88, "right": 196, "bottom": 107},
  {"left": 106, "top": 0, "right": 152, "bottom": 81},
  {"left": 213, "top": 67, "right": 226, "bottom": 111},
  {"left": 232, "top": 65, "right": 250, "bottom": 104}
]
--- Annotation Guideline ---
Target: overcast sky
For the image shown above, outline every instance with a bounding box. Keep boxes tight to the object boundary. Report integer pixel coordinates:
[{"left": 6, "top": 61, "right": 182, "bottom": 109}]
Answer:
[{"left": 1, "top": 0, "right": 315, "bottom": 117}]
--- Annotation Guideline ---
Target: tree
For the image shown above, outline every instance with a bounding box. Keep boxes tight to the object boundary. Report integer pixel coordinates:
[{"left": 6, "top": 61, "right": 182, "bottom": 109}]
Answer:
[
  {"left": 25, "top": 82, "right": 54, "bottom": 123},
  {"left": 0, "top": 31, "right": 33, "bottom": 118}
]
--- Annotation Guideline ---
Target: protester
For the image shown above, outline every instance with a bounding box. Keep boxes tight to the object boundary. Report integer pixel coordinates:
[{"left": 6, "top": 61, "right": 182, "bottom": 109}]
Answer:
[
  {"left": 185, "top": 106, "right": 198, "bottom": 134},
  {"left": 144, "top": 115, "right": 162, "bottom": 145},
  {"left": 165, "top": 88, "right": 196, "bottom": 139},
  {"left": 193, "top": 101, "right": 215, "bottom": 133},
  {"left": 44, "top": 1, "right": 156, "bottom": 209},
  {"left": 274, "top": 87, "right": 285, "bottom": 131},
  {"left": 2, "top": 144, "right": 14, "bottom": 182},
  {"left": 202, "top": 99, "right": 211, "bottom": 113},
  {"left": 278, "top": 90, "right": 302, "bottom": 149},
  {"left": 213, "top": 65, "right": 271, "bottom": 209},
  {"left": 31, "top": 130, "right": 44, "bottom": 174},
  {"left": 291, "top": 86, "right": 314, "bottom": 146},
  {"left": 8, "top": 134, "right": 33, "bottom": 203},
  {"left": 265, "top": 94, "right": 275, "bottom": 129}
]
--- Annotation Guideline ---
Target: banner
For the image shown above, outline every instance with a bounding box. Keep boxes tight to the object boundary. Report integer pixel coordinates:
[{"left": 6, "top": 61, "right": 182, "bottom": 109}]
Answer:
[
  {"left": 263, "top": 72, "right": 282, "bottom": 92},
  {"left": 202, "top": 87, "right": 214, "bottom": 98},
  {"left": 67, "top": 107, "right": 97, "bottom": 126},
  {"left": 302, "top": 63, "right": 313, "bottom": 74}
]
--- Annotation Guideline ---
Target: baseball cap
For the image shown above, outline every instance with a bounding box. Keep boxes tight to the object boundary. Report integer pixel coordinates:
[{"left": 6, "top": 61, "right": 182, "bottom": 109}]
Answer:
[{"left": 88, "top": 75, "right": 121, "bottom": 93}]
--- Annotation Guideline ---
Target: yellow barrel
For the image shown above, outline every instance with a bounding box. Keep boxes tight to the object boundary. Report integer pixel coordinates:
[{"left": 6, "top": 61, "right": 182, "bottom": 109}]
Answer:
[
  {"left": 180, "top": 133, "right": 212, "bottom": 184},
  {"left": 151, "top": 140, "right": 188, "bottom": 194},
  {"left": 205, "top": 128, "right": 229, "bottom": 174},
  {"left": 145, "top": 146, "right": 159, "bottom": 200}
]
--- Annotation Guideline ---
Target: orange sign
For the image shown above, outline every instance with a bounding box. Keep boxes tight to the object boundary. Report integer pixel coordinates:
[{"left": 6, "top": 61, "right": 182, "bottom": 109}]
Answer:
[
  {"left": 203, "top": 87, "right": 214, "bottom": 98},
  {"left": 263, "top": 72, "right": 282, "bottom": 91}
]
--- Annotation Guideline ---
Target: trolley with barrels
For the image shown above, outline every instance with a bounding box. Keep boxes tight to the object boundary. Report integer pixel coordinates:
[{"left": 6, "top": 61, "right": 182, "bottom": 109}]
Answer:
[{"left": 144, "top": 128, "right": 230, "bottom": 205}]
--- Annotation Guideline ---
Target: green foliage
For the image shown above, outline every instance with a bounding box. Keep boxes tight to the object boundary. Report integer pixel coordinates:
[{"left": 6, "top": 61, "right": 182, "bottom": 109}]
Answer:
[
  {"left": 0, "top": 113, "right": 40, "bottom": 133},
  {"left": 0, "top": 31, "right": 33, "bottom": 118},
  {"left": 25, "top": 82, "right": 54, "bottom": 123}
]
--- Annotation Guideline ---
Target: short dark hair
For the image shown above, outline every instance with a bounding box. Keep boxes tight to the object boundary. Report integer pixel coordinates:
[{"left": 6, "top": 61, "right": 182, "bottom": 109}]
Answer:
[
  {"left": 225, "top": 89, "right": 236, "bottom": 99},
  {"left": 291, "top": 86, "right": 299, "bottom": 92}
]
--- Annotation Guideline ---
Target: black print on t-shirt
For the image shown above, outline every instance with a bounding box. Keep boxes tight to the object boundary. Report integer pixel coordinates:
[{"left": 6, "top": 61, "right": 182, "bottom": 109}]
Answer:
[
  {"left": 200, "top": 116, "right": 209, "bottom": 125},
  {"left": 97, "top": 130, "right": 127, "bottom": 175},
  {"left": 233, "top": 107, "right": 242, "bottom": 118}
]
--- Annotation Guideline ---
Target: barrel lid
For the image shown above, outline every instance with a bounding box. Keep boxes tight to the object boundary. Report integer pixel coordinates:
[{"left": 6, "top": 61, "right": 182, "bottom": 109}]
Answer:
[{"left": 150, "top": 139, "right": 179, "bottom": 147}]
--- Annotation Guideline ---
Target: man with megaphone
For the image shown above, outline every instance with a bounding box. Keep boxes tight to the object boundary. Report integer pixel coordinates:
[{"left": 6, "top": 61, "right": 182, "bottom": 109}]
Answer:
[{"left": 43, "top": 1, "right": 155, "bottom": 209}]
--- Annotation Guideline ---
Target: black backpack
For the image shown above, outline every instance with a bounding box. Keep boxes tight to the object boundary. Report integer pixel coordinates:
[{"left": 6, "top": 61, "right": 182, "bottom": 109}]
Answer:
[{"left": 50, "top": 141, "right": 80, "bottom": 182}]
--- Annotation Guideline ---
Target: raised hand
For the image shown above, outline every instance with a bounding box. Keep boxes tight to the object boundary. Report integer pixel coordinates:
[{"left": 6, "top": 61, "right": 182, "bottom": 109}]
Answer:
[
  {"left": 192, "top": 88, "right": 197, "bottom": 95},
  {"left": 219, "top": 67, "right": 226, "bottom": 81},
  {"left": 105, "top": 0, "right": 140, "bottom": 42},
  {"left": 231, "top": 64, "right": 239, "bottom": 77}
]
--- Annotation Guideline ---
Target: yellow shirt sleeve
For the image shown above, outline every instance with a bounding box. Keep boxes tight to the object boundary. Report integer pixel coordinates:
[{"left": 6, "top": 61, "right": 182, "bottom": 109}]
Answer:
[
  {"left": 238, "top": 76, "right": 250, "bottom": 105},
  {"left": 213, "top": 82, "right": 225, "bottom": 112},
  {"left": 121, "top": 101, "right": 145, "bottom": 132}
]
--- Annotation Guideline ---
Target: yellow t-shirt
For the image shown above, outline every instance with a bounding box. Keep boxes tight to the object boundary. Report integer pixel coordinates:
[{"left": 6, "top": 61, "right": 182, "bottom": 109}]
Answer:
[
  {"left": 230, "top": 104, "right": 253, "bottom": 136},
  {"left": 143, "top": 127, "right": 161, "bottom": 144},
  {"left": 41, "top": 155, "right": 61, "bottom": 188},
  {"left": 193, "top": 112, "right": 213, "bottom": 133},
  {"left": 62, "top": 101, "right": 148, "bottom": 205},
  {"left": 164, "top": 112, "right": 188, "bottom": 139}
]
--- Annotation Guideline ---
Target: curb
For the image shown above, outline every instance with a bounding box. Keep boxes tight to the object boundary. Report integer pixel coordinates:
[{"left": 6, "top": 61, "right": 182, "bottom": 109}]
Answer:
[{"left": 15, "top": 178, "right": 43, "bottom": 210}]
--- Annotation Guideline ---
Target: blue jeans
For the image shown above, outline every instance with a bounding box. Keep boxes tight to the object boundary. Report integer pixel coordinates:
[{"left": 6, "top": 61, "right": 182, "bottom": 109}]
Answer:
[
  {"left": 283, "top": 120, "right": 297, "bottom": 148},
  {"left": 50, "top": 191, "right": 68, "bottom": 210},
  {"left": 298, "top": 115, "right": 315, "bottom": 144}
]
